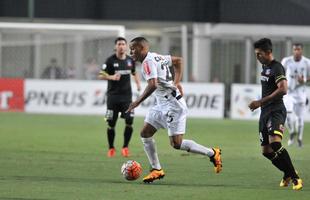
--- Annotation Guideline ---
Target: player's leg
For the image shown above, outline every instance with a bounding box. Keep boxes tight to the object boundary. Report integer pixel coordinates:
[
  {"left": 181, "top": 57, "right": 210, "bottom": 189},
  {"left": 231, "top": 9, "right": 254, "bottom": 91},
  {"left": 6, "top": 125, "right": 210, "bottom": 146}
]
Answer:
[
  {"left": 286, "top": 111, "right": 297, "bottom": 146},
  {"left": 141, "top": 123, "right": 159, "bottom": 169},
  {"left": 284, "top": 95, "right": 296, "bottom": 146},
  {"left": 170, "top": 134, "right": 214, "bottom": 156},
  {"left": 267, "top": 110, "right": 302, "bottom": 190},
  {"left": 169, "top": 134, "right": 222, "bottom": 173},
  {"left": 140, "top": 122, "right": 165, "bottom": 183},
  {"left": 269, "top": 134, "right": 302, "bottom": 190},
  {"left": 141, "top": 107, "right": 167, "bottom": 183},
  {"left": 294, "top": 103, "right": 305, "bottom": 147},
  {"left": 120, "top": 102, "right": 134, "bottom": 157},
  {"left": 166, "top": 101, "right": 222, "bottom": 173},
  {"left": 169, "top": 134, "right": 214, "bottom": 157},
  {"left": 260, "top": 113, "right": 290, "bottom": 184},
  {"left": 105, "top": 102, "right": 119, "bottom": 157}
]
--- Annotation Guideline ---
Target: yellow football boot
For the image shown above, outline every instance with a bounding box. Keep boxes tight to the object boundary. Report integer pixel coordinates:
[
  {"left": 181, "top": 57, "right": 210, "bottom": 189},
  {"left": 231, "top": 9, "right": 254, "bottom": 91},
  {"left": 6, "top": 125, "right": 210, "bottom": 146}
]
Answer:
[
  {"left": 292, "top": 178, "right": 303, "bottom": 191},
  {"left": 143, "top": 169, "right": 165, "bottom": 183},
  {"left": 279, "top": 177, "right": 291, "bottom": 187},
  {"left": 210, "top": 148, "right": 222, "bottom": 173}
]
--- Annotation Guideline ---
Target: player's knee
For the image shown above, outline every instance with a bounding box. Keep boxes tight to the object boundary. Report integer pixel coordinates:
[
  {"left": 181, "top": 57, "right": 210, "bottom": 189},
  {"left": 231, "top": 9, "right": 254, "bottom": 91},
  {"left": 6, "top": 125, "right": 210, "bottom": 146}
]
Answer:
[
  {"left": 107, "top": 125, "right": 115, "bottom": 130},
  {"left": 297, "top": 117, "right": 304, "bottom": 125},
  {"left": 125, "top": 124, "right": 133, "bottom": 128},
  {"left": 170, "top": 141, "right": 181, "bottom": 149},
  {"left": 270, "top": 142, "right": 283, "bottom": 153},
  {"left": 107, "top": 120, "right": 116, "bottom": 128},
  {"left": 262, "top": 152, "right": 274, "bottom": 160},
  {"left": 140, "top": 130, "right": 151, "bottom": 138},
  {"left": 172, "top": 143, "right": 181, "bottom": 149},
  {"left": 125, "top": 117, "right": 134, "bottom": 126}
]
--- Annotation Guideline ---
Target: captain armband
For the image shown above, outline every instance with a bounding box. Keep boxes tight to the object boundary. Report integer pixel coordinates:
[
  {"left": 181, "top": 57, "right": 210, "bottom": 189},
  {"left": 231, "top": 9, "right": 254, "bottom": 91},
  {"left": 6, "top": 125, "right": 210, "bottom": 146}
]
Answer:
[
  {"left": 99, "top": 70, "right": 109, "bottom": 76},
  {"left": 275, "top": 75, "right": 286, "bottom": 83}
]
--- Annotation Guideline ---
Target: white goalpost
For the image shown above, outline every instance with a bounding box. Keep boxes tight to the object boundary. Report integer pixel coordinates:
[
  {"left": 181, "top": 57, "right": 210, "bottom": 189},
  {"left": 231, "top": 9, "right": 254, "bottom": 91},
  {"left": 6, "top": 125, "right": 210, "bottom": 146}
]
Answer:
[{"left": 0, "top": 22, "right": 125, "bottom": 79}]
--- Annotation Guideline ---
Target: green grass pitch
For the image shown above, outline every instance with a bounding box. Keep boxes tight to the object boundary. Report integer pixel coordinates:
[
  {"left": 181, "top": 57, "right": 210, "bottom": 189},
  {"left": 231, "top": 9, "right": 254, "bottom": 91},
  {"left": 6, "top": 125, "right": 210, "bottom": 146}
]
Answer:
[{"left": 0, "top": 112, "right": 309, "bottom": 200}]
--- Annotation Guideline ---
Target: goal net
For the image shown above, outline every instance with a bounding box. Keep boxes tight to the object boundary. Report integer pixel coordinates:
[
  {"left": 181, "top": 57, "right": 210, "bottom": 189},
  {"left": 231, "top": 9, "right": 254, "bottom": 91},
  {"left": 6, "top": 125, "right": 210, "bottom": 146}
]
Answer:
[{"left": 0, "top": 22, "right": 125, "bottom": 80}]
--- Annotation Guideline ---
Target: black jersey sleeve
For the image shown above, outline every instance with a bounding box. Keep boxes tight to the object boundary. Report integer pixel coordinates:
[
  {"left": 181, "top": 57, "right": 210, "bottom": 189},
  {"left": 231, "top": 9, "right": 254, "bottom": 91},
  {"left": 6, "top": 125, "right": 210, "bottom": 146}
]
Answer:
[
  {"left": 101, "top": 56, "right": 114, "bottom": 75},
  {"left": 274, "top": 63, "right": 286, "bottom": 84}
]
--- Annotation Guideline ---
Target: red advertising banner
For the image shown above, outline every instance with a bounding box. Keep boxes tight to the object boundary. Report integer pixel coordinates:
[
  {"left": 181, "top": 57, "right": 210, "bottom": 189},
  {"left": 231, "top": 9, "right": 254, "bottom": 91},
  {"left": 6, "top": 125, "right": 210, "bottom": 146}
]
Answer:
[{"left": 0, "top": 78, "right": 24, "bottom": 112}]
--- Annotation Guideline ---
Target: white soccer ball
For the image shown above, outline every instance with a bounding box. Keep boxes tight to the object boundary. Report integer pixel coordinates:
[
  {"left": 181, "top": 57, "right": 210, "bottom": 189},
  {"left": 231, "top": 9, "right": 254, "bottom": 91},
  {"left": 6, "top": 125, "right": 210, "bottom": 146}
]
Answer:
[{"left": 121, "top": 160, "right": 143, "bottom": 181}]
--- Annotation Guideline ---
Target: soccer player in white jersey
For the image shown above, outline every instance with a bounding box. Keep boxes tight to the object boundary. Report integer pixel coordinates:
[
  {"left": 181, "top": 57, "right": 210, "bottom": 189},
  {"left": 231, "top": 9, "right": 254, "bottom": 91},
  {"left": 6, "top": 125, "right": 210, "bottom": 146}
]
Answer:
[
  {"left": 126, "top": 37, "right": 222, "bottom": 183},
  {"left": 281, "top": 43, "right": 310, "bottom": 147}
]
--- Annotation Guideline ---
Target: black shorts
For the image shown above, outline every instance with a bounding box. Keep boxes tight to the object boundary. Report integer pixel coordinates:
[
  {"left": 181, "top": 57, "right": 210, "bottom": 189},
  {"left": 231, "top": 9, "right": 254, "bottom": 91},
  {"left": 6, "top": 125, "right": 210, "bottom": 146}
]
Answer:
[
  {"left": 106, "top": 99, "right": 134, "bottom": 121},
  {"left": 258, "top": 108, "right": 286, "bottom": 146}
]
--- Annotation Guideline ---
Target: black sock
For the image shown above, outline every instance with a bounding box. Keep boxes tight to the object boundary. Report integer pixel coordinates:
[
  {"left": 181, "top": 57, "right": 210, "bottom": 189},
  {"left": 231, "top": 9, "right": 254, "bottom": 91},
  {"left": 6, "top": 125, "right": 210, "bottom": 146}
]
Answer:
[
  {"left": 270, "top": 142, "right": 299, "bottom": 179},
  {"left": 123, "top": 125, "right": 133, "bottom": 148},
  {"left": 263, "top": 152, "right": 287, "bottom": 175},
  {"left": 107, "top": 128, "right": 115, "bottom": 149}
]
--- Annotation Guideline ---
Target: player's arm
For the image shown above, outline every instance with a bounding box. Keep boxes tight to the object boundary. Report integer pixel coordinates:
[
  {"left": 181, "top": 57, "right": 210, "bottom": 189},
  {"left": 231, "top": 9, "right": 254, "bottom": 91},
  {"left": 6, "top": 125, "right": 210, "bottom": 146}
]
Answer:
[
  {"left": 249, "top": 64, "right": 287, "bottom": 111},
  {"left": 98, "top": 62, "right": 120, "bottom": 81},
  {"left": 98, "top": 71, "right": 120, "bottom": 81},
  {"left": 249, "top": 79, "right": 287, "bottom": 111},
  {"left": 260, "top": 79, "right": 287, "bottom": 106},
  {"left": 126, "top": 78, "right": 157, "bottom": 112},
  {"left": 306, "top": 60, "right": 310, "bottom": 83},
  {"left": 171, "top": 56, "right": 184, "bottom": 95},
  {"left": 132, "top": 72, "right": 141, "bottom": 91}
]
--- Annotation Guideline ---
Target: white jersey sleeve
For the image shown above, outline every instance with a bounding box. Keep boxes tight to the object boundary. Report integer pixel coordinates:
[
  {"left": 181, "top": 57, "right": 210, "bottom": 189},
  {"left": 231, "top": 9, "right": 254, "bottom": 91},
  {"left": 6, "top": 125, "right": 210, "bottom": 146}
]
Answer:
[
  {"left": 141, "top": 52, "right": 177, "bottom": 104},
  {"left": 300, "top": 56, "right": 309, "bottom": 83},
  {"left": 305, "top": 57, "right": 310, "bottom": 80},
  {"left": 142, "top": 58, "right": 158, "bottom": 80}
]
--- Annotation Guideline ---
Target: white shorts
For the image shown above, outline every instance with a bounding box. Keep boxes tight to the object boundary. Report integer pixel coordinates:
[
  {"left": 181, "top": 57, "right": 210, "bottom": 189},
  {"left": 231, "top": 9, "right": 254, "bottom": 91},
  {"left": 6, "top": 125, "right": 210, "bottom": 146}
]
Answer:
[
  {"left": 145, "top": 97, "right": 187, "bottom": 136},
  {"left": 284, "top": 94, "right": 306, "bottom": 118},
  {"left": 284, "top": 94, "right": 295, "bottom": 113}
]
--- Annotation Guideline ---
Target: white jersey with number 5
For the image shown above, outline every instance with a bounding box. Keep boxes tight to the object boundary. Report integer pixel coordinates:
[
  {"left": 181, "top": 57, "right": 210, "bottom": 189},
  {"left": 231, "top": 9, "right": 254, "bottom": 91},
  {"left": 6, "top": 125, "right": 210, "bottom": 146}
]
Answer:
[
  {"left": 281, "top": 56, "right": 310, "bottom": 103},
  {"left": 142, "top": 52, "right": 180, "bottom": 104},
  {"left": 141, "top": 52, "right": 187, "bottom": 135}
]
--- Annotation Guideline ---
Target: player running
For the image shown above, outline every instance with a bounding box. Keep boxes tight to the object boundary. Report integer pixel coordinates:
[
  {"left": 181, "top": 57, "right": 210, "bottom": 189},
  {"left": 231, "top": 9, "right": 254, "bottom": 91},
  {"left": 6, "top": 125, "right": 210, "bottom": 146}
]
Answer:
[
  {"left": 281, "top": 43, "right": 310, "bottom": 147},
  {"left": 126, "top": 37, "right": 222, "bottom": 183}
]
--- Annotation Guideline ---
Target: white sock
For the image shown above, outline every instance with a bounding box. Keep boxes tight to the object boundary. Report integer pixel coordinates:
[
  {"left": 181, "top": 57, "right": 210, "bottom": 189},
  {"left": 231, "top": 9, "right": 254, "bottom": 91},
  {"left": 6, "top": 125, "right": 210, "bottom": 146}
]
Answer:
[
  {"left": 295, "top": 104, "right": 305, "bottom": 141},
  {"left": 297, "top": 119, "right": 304, "bottom": 141},
  {"left": 141, "top": 137, "right": 161, "bottom": 170},
  {"left": 180, "top": 139, "right": 214, "bottom": 157},
  {"left": 286, "top": 112, "right": 296, "bottom": 136}
]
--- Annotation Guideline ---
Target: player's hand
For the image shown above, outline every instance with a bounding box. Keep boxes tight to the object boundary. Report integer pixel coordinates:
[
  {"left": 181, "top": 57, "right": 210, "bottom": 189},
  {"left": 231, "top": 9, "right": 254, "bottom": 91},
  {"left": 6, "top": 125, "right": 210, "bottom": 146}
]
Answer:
[
  {"left": 112, "top": 73, "right": 121, "bottom": 81},
  {"left": 297, "top": 75, "right": 304, "bottom": 84},
  {"left": 248, "top": 100, "right": 261, "bottom": 111},
  {"left": 126, "top": 101, "right": 139, "bottom": 113},
  {"left": 175, "top": 83, "right": 184, "bottom": 96}
]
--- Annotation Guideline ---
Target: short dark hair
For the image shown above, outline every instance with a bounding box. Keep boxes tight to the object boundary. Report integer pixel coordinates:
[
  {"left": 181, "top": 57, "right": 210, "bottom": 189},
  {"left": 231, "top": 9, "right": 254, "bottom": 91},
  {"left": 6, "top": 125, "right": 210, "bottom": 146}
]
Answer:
[
  {"left": 130, "top": 37, "right": 149, "bottom": 44},
  {"left": 293, "top": 43, "right": 303, "bottom": 48},
  {"left": 253, "top": 38, "right": 272, "bottom": 52},
  {"left": 114, "top": 37, "right": 127, "bottom": 44}
]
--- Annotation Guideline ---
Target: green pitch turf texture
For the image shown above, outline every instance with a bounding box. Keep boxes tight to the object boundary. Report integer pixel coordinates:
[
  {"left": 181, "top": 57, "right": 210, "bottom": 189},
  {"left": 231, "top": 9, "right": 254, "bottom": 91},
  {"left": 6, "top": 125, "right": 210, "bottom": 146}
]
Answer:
[{"left": 0, "top": 113, "right": 309, "bottom": 200}]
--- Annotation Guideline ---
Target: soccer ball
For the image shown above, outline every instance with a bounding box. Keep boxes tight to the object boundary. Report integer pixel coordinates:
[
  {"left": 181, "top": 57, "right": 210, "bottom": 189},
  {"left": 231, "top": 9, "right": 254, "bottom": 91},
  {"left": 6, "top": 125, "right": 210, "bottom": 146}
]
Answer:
[{"left": 121, "top": 160, "right": 143, "bottom": 181}]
